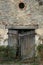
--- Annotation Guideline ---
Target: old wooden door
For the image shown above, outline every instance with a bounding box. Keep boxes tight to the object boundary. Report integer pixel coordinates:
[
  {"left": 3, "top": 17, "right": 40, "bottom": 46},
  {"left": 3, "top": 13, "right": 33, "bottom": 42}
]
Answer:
[{"left": 19, "top": 31, "right": 35, "bottom": 59}]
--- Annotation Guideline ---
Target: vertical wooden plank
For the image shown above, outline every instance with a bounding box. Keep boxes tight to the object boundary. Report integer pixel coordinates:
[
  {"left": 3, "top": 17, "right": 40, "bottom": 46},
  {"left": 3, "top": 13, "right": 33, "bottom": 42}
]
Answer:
[
  {"left": 19, "top": 30, "right": 35, "bottom": 59},
  {"left": 8, "top": 29, "right": 18, "bottom": 49}
]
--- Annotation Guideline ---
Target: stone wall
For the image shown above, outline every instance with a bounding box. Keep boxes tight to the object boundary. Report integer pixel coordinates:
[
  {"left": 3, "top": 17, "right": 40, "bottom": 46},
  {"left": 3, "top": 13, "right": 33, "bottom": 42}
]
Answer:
[{"left": 0, "top": 0, "right": 43, "bottom": 27}]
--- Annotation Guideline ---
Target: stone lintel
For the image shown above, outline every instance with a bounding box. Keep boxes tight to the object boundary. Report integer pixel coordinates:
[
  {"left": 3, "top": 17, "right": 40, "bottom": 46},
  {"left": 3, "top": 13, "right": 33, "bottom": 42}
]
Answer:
[{"left": 5, "top": 25, "right": 38, "bottom": 30}]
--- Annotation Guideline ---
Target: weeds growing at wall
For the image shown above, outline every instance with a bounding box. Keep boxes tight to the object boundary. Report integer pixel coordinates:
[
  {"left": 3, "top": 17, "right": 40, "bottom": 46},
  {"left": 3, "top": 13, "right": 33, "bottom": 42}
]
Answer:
[{"left": 0, "top": 45, "right": 16, "bottom": 62}]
